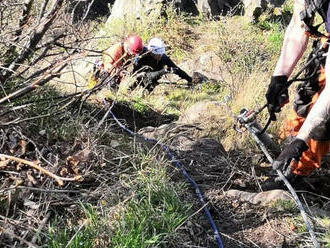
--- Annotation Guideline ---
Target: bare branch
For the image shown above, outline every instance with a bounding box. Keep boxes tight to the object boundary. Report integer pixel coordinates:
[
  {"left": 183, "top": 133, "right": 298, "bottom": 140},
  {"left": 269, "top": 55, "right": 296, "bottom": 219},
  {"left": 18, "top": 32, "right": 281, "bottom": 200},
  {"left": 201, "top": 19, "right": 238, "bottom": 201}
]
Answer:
[
  {"left": 1, "top": 0, "right": 64, "bottom": 82},
  {"left": 0, "top": 53, "right": 79, "bottom": 104},
  {"left": 37, "top": 0, "right": 50, "bottom": 24},
  {"left": 0, "top": 154, "right": 82, "bottom": 186}
]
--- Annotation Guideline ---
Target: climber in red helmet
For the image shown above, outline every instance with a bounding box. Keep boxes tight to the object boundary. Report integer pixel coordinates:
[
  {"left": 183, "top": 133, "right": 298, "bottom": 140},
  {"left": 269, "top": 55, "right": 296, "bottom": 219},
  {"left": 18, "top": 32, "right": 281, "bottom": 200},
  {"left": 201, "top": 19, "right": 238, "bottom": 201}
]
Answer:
[
  {"left": 88, "top": 35, "right": 144, "bottom": 89},
  {"left": 101, "top": 35, "right": 144, "bottom": 83}
]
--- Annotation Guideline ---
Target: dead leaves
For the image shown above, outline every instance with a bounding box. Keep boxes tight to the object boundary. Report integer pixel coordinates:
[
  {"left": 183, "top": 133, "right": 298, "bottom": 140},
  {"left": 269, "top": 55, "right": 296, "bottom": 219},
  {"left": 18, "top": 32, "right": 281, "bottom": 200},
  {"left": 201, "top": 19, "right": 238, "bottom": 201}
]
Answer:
[
  {"left": 62, "top": 148, "right": 91, "bottom": 177},
  {"left": 0, "top": 148, "right": 90, "bottom": 187}
]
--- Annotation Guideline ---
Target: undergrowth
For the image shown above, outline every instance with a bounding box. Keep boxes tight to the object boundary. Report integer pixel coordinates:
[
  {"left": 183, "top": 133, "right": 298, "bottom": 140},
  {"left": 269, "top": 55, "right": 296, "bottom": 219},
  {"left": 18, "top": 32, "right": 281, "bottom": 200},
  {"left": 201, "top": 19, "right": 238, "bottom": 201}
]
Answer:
[
  {"left": 46, "top": 152, "right": 191, "bottom": 248},
  {"left": 3, "top": 2, "right": 330, "bottom": 248}
]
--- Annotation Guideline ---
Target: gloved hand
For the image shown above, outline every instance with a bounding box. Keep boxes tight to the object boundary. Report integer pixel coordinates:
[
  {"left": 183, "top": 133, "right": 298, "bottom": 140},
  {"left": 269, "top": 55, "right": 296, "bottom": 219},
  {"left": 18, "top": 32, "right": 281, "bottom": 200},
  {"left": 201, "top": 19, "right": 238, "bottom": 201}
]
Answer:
[
  {"left": 272, "top": 138, "right": 308, "bottom": 173},
  {"left": 266, "top": 75, "right": 289, "bottom": 121}
]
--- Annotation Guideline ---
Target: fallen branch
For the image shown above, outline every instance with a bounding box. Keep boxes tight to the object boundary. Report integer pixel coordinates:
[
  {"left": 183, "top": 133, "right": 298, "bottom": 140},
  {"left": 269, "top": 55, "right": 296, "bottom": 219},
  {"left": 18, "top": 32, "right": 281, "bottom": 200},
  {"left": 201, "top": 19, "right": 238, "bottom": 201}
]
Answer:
[{"left": 0, "top": 154, "right": 82, "bottom": 186}]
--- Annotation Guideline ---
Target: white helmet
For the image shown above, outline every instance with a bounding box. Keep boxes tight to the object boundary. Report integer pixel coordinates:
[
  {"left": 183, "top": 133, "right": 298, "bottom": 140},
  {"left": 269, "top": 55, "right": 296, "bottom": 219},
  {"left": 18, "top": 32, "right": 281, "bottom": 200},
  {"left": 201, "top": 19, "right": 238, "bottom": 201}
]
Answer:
[{"left": 147, "top": 38, "right": 165, "bottom": 55}]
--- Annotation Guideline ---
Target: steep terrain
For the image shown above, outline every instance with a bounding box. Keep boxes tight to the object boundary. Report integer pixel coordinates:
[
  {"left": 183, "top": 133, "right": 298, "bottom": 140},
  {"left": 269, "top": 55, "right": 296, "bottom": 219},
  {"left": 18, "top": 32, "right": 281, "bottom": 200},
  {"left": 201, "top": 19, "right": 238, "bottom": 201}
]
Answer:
[{"left": 1, "top": 2, "right": 330, "bottom": 248}]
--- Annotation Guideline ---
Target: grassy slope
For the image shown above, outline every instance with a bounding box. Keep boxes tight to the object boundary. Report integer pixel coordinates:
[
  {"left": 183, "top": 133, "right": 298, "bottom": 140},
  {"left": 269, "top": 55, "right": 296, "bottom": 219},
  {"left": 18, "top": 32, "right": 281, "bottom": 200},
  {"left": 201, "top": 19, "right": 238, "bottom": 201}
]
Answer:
[{"left": 36, "top": 4, "right": 330, "bottom": 248}]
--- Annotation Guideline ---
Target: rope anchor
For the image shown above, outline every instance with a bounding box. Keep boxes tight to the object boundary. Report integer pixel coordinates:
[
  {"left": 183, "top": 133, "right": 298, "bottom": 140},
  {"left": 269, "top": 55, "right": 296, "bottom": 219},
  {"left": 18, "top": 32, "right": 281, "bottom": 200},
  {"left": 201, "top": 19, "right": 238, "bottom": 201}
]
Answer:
[{"left": 233, "top": 107, "right": 320, "bottom": 248}]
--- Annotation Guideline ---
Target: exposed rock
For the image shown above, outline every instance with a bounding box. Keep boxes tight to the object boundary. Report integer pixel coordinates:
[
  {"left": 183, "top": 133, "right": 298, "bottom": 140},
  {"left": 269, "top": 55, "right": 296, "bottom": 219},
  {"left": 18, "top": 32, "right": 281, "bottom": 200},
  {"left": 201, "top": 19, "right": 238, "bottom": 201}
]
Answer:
[
  {"left": 179, "top": 101, "right": 228, "bottom": 126},
  {"left": 242, "top": 0, "right": 285, "bottom": 21},
  {"left": 224, "top": 189, "right": 292, "bottom": 206},
  {"left": 107, "top": 0, "right": 241, "bottom": 22},
  {"left": 106, "top": 0, "right": 165, "bottom": 22},
  {"left": 67, "top": 0, "right": 114, "bottom": 23},
  {"left": 174, "top": 0, "right": 199, "bottom": 14},
  {"left": 179, "top": 51, "right": 224, "bottom": 82},
  {"left": 197, "top": 0, "right": 240, "bottom": 17},
  {"left": 139, "top": 122, "right": 227, "bottom": 157}
]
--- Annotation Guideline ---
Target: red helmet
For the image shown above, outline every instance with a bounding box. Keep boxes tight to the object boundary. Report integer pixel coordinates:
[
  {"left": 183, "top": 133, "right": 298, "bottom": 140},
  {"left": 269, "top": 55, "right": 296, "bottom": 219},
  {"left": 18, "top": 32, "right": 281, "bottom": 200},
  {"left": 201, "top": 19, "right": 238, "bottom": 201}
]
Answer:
[{"left": 126, "top": 35, "right": 143, "bottom": 55}]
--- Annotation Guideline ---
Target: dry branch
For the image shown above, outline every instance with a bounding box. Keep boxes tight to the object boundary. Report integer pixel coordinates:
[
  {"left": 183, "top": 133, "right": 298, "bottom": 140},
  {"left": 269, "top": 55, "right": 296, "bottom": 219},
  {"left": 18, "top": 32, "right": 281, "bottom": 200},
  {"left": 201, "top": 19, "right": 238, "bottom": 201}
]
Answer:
[
  {"left": 0, "top": 53, "right": 82, "bottom": 104},
  {"left": 1, "top": 0, "right": 64, "bottom": 82},
  {"left": 0, "top": 154, "right": 82, "bottom": 186}
]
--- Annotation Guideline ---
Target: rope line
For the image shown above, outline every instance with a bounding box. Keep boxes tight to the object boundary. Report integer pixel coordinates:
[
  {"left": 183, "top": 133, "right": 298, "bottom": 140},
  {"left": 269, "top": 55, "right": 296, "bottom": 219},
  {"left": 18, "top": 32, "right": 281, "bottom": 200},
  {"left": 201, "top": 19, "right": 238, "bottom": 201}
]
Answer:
[
  {"left": 246, "top": 123, "right": 320, "bottom": 248},
  {"left": 108, "top": 110, "right": 224, "bottom": 248}
]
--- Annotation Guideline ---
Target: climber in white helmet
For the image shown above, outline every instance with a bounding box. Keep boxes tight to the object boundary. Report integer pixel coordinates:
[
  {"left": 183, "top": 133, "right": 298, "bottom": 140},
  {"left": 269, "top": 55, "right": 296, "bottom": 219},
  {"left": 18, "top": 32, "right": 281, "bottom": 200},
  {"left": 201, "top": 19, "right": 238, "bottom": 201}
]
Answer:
[{"left": 132, "top": 37, "right": 192, "bottom": 92}]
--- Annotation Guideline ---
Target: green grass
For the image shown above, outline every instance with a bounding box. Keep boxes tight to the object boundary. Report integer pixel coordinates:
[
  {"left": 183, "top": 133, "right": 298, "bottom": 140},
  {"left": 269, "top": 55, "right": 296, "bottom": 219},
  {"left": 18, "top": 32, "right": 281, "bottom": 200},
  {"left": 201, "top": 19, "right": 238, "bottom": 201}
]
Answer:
[
  {"left": 271, "top": 199, "right": 297, "bottom": 213},
  {"left": 320, "top": 218, "right": 330, "bottom": 247},
  {"left": 110, "top": 157, "right": 191, "bottom": 247},
  {"left": 47, "top": 153, "right": 191, "bottom": 248},
  {"left": 132, "top": 97, "right": 150, "bottom": 114},
  {"left": 47, "top": 203, "right": 101, "bottom": 248},
  {"left": 324, "top": 231, "right": 330, "bottom": 247}
]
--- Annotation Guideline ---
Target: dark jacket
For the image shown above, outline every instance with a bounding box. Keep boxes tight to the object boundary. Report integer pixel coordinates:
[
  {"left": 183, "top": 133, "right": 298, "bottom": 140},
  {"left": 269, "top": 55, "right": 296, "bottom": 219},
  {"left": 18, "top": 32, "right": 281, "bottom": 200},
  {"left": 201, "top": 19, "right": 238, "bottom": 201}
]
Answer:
[{"left": 132, "top": 48, "right": 192, "bottom": 91}]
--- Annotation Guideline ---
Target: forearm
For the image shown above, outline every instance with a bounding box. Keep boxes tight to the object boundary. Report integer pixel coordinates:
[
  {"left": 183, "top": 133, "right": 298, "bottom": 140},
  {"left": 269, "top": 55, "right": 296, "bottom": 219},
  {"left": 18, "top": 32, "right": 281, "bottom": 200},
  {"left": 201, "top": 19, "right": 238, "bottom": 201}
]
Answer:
[
  {"left": 176, "top": 68, "right": 192, "bottom": 82},
  {"left": 163, "top": 55, "right": 191, "bottom": 81},
  {"left": 146, "top": 69, "right": 167, "bottom": 80},
  {"left": 274, "top": 0, "right": 309, "bottom": 77},
  {"left": 296, "top": 83, "right": 330, "bottom": 141}
]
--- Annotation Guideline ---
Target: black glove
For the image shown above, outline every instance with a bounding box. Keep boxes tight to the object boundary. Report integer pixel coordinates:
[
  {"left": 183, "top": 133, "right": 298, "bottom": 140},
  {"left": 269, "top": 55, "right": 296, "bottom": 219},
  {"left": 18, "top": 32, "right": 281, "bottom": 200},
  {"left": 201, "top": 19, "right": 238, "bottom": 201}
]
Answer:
[
  {"left": 266, "top": 75, "right": 289, "bottom": 121},
  {"left": 272, "top": 138, "right": 308, "bottom": 173}
]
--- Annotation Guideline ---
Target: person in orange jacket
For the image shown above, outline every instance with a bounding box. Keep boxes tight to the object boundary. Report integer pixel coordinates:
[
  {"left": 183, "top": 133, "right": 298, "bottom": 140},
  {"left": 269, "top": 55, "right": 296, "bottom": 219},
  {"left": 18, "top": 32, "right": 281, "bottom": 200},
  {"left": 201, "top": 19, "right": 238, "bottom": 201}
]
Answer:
[
  {"left": 102, "top": 34, "right": 144, "bottom": 78},
  {"left": 264, "top": 0, "right": 330, "bottom": 187},
  {"left": 88, "top": 35, "right": 144, "bottom": 89}
]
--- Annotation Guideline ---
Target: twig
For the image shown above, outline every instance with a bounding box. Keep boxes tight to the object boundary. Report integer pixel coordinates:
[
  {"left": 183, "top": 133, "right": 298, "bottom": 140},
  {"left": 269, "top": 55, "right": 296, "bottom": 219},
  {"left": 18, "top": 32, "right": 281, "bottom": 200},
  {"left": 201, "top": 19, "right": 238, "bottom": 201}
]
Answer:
[
  {"left": 0, "top": 154, "right": 82, "bottom": 186},
  {"left": 217, "top": 231, "right": 251, "bottom": 248},
  {"left": 96, "top": 100, "right": 115, "bottom": 130},
  {"left": 30, "top": 212, "right": 51, "bottom": 246},
  {"left": 295, "top": 190, "right": 330, "bottom": 201},
  {"left": 0, "top": 227, "right": 40, "bottom": 248},
  {"left": 0, "top": 186, "right": 84, "bottom": 194},
  {"left": 175, "top": 202, "right": 209, "bottom": 232}
]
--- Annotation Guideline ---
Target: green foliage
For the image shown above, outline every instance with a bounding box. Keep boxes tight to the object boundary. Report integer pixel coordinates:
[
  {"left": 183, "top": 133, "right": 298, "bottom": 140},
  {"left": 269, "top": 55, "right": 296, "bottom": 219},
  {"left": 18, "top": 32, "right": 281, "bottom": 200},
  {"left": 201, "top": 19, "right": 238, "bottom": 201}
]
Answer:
[
  {"left": 47, "top": 204, "right": 101, "bottom": 248},
  {"left": 282, "top": 0, "right": 294, "bottom": 13},
  {"left": 271, "top": 199, "right": 297, "bottom": 213},
  {"left": 110, "top": 161, "right": 191, "bottom": 247},
  {"left": 267, "top": 29, "right": 284, "bottom": 53},
  {"left": 320, "top": 218, "right": 330, "bottom": 247},
  {"left": 324, "top": 231, "right": 330, "bottom": 247},
  {"left": 47, "top": 149, "right": 190, "bottom": 248},
  {"left": 213, "top": 19, "right": 272, "bottom": 78},
  {"left": 201, "top": 82, "right": 223, "bottom": 94},
  {"left": 132, "top": 97, "right": 149, "bottom": 113}
]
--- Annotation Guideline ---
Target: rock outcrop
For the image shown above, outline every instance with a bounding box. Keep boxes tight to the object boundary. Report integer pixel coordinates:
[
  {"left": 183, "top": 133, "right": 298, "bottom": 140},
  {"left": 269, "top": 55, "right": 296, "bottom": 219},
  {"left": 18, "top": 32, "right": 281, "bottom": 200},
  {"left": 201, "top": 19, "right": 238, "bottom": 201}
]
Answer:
[
  {"left": 107, "top": 0, "right": 242, "bottom": 21},
  {"left": 68, "top": 0, "right": 115, "bottom": 23},
  {"left": 197, "top": 0, "right": 240, "bottom": 17},
  {"left": 107, "top": 0, "right": 165, "bottom": 22},
  {"left": 242, "top": 0, "right": 285, "bottom": 21}
]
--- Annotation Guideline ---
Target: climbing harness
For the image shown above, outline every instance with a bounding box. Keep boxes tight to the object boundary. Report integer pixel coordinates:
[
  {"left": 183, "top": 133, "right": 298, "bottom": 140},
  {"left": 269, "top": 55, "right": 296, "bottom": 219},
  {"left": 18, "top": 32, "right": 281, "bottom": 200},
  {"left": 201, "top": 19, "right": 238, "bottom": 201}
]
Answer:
[
  {"left": 234, "top": 107, "right": 320, "bottom": 248},
  {"left": 101, "top": 105, "right": 224, "bottom": 248}
]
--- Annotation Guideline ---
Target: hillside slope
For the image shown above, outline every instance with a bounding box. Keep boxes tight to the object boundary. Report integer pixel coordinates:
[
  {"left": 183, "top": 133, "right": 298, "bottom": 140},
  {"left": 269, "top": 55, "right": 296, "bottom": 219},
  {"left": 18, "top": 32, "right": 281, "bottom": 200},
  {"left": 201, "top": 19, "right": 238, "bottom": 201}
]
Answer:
[{"left": 1, "top": 3, "right": 330, "bottom": 248}]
